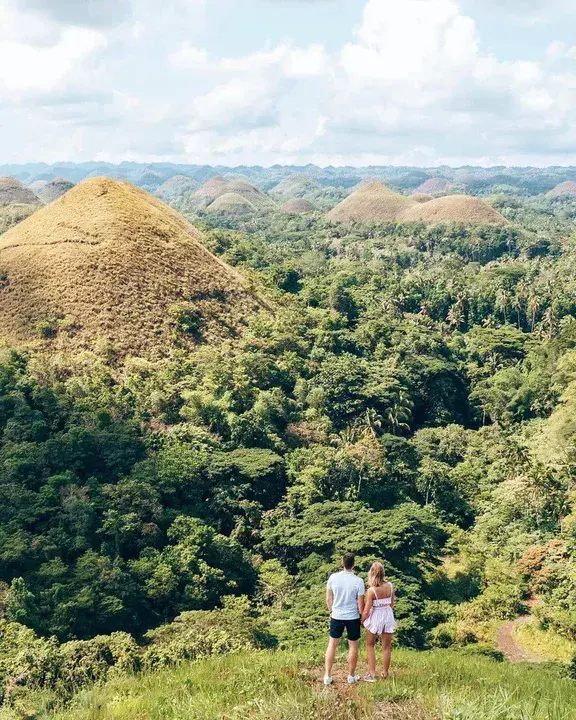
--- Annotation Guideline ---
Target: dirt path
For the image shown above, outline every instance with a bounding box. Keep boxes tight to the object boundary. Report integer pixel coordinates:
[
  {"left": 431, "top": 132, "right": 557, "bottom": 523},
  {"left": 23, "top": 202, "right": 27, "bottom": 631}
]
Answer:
[
  {"left": 497, "top": 615, "right": 542, "bottom": 663},
  {"left": 318, "top": 663, "right": 437, "bottom": 718}
]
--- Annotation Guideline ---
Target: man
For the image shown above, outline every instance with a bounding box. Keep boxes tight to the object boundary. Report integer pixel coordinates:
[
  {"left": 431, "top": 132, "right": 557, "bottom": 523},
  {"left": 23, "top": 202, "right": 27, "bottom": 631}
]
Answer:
[{"left": 324, "top": 552, "right": 365, "bottom": 686}]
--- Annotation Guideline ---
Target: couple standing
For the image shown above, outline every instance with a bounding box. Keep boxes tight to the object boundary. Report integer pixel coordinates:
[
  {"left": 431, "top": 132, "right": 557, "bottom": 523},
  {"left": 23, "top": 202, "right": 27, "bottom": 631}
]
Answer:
[{"left": 324, "top": 553, "right": 396, "bottom": 685}]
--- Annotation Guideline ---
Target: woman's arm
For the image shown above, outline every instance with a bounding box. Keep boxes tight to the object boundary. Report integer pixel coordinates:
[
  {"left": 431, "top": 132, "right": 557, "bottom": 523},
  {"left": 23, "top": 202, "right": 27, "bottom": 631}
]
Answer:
[
  {"left": 361, "top": 589, "right": 373, "bottom": 623},
  {"left": 391, "top": 586, "right": 395, "bottom": 610}
]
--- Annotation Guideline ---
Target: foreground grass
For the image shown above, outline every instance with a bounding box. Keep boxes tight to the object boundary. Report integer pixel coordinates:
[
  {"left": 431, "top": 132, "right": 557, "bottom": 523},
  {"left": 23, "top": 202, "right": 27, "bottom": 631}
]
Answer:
[
  {"left": 513, "top": 618, "right": 576, "bottom": 663},
  {"left": 3, "top": 646, "right": 576, "bottom": 720}
]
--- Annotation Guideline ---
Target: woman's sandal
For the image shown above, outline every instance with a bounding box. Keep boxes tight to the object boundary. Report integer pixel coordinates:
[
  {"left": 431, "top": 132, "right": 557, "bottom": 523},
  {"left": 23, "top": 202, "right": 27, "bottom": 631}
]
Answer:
[{"left": 364, "top": 673, "right": 377, "bottom": 683}]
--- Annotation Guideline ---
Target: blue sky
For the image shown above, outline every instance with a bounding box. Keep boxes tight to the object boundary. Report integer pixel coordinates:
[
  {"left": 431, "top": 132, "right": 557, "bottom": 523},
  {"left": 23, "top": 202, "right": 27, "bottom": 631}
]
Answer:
[{"left": 1, "top": 0, "right": 576, "bottom": 166}]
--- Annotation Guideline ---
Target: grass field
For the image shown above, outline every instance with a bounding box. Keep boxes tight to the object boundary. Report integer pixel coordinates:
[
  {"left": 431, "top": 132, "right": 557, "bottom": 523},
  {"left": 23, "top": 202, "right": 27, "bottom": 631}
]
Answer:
[
  {"left": 5, "top": 644, "right": 576, "bottom": 720},
  {"left": 513, "top": 619, "right": 576, "bottom": 663}
]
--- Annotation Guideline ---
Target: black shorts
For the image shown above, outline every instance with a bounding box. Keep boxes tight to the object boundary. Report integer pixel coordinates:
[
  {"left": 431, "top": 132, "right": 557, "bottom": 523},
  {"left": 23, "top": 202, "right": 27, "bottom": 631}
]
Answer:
[{"left": 330, "top": 617, "right": 361, "bottom": 641}]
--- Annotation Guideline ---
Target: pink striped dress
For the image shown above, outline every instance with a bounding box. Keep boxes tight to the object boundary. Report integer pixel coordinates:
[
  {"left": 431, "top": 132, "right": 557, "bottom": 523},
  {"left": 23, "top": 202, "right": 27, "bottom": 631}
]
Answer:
[{"left": 363, "top": 583, "right": 396, "bottom": 635}]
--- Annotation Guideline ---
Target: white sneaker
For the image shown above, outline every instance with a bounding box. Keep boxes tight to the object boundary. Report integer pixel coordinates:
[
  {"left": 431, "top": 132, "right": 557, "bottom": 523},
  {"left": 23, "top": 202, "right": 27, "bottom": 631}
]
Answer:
[
  {"left": 347, "top": 674, "right": 360, "bottom": 684},
  {"left": 323, "top": 676, "right": 333, "bottom": 686}
]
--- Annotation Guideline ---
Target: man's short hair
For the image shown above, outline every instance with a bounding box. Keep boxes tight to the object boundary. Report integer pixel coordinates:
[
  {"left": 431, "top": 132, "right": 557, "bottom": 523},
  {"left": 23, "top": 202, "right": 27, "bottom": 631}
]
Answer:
[{"left": 342, "top": 553, "right": 355, "bottom": 570}]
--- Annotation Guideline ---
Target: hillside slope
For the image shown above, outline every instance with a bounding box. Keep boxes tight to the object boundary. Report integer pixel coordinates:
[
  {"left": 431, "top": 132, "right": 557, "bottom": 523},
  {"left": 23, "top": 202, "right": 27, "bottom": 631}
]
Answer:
[
  {"left": 327, "top": 181, "right": 416, "bottom": 223},
  {"left": 15, "top": 647, "right": 576, "bottom": 720},
  {"left": 400, "top": 194, "right": 509, "bottom": 225},
  {"left": 0, "top": 178, "right": 264, "bottom": 357}
]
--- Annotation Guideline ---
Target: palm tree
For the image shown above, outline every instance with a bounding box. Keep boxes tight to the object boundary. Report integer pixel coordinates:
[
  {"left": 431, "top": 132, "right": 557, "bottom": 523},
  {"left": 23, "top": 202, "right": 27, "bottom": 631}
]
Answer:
[
  {"left": 362, "top": 408, "right": 384, "bottom": 439},
  {"left": 386, "top": 390, "right": 414, "bottom": 435},
  {"left": 528, "top": 293, "right": 540, "bottom": 332},
  {"left": 496, "top": 288, "right": 511, "bottom": 324}
]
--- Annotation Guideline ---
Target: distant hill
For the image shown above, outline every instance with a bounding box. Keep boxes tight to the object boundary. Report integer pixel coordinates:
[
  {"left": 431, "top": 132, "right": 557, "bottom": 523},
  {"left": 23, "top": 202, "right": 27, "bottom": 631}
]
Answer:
[
  {"left": 0, "top": 177, "right": 41, "bottom": 206},
  {"left": 546, "top": 181, "right": 576, "bottom": 198},
  {"left": 37, "top": 178, "right": 75, "bottom": 204},
  {"left": 326, "top": 181, "right": 416, "bottom": 223},
  {"left": 414, "top": 178, "right": 451, "bottom": 194},
  {"left": 29, "top": 180, "right": 49, "bottom": 193},
  {"left": 205, "top": 192, "right": 258, "bottom": 216},
  {"left": 193, "top": 177, "right": 277, "bottom": 214},
  {"left": 400, "top": 195, "right": 509, "bottom": 225},
  {"left": 155, "top": 175, "right": 200, "bottom": 203},
  {"left": 192, "top": 176, "right": 231, "bottom": 209},
  {"left": 0, "top": 178, "right": 266, "bottom": 357},
  {"left": 411, "top": 193, "right": 433, "bottom": 203},
  {"left": 281, "top": 198, "right": 316, "bottom": 214},
  {"left": 2, "top": 162, "right": 576, "bottom": 197},
  {"left": 0, "top": 177, "right": 42, "bottom": 234},
  {"left": 271, "top": 173, "right": 322, "bottom": 199}
]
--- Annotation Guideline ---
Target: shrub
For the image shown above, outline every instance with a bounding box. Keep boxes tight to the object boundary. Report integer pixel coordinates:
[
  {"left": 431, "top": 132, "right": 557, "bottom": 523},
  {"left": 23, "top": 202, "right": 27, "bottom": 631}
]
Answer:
[
  {"left": 567, "top": 652, "right": 576, "bottom": 680},
  {"left": 169, "top": 303, "right": 204, "bottom": 337},
  {"left": 142, "top": 598, "right": 276, "bottom": 668},
  {"left": 0, "top": 621, "right": 139, "bottom": 704},
  {"left": 461, "top": 644, "right": 505, "bottom": 662},
  {"left": 35, "top": 319, "right": 58, "bottom": 339}
]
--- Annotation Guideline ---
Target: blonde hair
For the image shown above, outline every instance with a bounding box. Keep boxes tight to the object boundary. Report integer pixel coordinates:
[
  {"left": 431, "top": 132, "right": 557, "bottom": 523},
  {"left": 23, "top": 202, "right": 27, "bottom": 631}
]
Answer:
[{"left": 367, "top": 562, "right": 385, "bottom": 588}]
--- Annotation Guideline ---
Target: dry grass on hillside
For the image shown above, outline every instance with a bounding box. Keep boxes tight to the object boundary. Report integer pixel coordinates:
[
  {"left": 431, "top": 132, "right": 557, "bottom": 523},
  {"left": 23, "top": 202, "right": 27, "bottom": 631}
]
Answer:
[
  {"left": 193, "top": 177, "right": 276, "bottom": 214},
  {"left": 226, "top": 180, "right": 277, "bottom": 210},
  {"left": 155, "top": 175, "right": 199, "bottom": 201},
  {"left": 0, "top": 178, "right": 265, "bottom": 358},
  {"left": 192, "top": 176, "right": 231, "bottom": 208},
  {"left": 326, "top": 181, "right": 416, "bottom": 223},
  {"left": 546, "top": 181, "right": 576, "bottom": 198},
  {"left": 271, "top": 173, "right": 322, "bottom": 198},
  {"left": 29, "top": 180, "right": 49, "bottom": 193},
  {"left": 0, "top": 177, "right": 41, "bottom": 206},
  {"left": 400, "top": 195, "right": 509, "bottom": 225},
  {"left": 38, "top": 178, "right": 75, "bottom": 204},
  {"left": 281, "top": 198, "right": 316, "bottom": 214},
  {"left": 348, "top": 177, "right": 382, "bottom": 194},
  {"left": 0, "top": 203, "right": 39, "bottom": 235},
  {"left": 411, "top": 193, "right": 433, "bottom": 203},
  {"left": 205, "top": 192, "right": 257, "bottom": 216},
  {"left": 414, "top": 178, "right": 450, "bottom": 194}
]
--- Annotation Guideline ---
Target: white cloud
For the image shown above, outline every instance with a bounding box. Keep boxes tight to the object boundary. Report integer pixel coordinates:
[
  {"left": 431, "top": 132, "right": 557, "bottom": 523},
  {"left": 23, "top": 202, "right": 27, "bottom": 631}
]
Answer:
[
  {"left": 1, "top": 0, "right": 576, "bottom": 166},
  {"left": 0, "top": 5, "right": 107, "bottom": 99},
  {"left": 169, "top": 42, "right": 209, "bottom": 69}
]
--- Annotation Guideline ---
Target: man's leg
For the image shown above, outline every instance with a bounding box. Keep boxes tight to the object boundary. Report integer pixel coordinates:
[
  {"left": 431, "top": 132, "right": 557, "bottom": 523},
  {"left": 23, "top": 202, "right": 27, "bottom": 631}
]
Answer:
[
  {"left": 325, "top": 637, "right": 340, "bottom": 678},
  {"left": 347, "top": 639, "right": 359, "bottom": 677}
]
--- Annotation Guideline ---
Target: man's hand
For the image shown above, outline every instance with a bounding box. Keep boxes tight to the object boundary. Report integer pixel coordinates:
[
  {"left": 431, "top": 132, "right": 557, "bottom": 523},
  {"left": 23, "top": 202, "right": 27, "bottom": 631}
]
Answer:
[{"left": 326, "top": 588, "right": 334, "bottom": 613}]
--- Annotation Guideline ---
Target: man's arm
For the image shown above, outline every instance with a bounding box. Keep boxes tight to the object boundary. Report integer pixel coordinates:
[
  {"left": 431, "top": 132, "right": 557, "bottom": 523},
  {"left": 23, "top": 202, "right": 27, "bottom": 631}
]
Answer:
[
  {"left": 326, "top": 588, "right": 334, "bottom": 613},
  {"left": 360, "top": 591, "right": 371, "bottom": 623},
  {"left": 357, "top": 579, "right": 366, "bottom": 616}
]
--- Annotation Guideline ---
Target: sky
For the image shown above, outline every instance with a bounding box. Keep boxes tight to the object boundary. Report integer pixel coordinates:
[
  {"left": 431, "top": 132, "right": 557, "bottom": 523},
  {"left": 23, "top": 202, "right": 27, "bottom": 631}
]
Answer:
[{"left": 1, "top": 0, "right": 576, "bottom": 167}]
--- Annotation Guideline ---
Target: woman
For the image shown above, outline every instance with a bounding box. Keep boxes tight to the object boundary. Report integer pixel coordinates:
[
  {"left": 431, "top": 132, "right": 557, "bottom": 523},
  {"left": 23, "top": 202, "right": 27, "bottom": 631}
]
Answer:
[{"left": 361, "top": 562, "right": 396, "bottom": 681}]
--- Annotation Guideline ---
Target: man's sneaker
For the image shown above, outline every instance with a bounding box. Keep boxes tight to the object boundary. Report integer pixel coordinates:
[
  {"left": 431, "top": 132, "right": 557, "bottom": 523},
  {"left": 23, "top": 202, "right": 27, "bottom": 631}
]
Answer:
[
  {"left": 347, "top": 674, "right": 360, "bottom": 684},
  {"left": 323, "top": 676, "right": 333, "bottom": 686}
]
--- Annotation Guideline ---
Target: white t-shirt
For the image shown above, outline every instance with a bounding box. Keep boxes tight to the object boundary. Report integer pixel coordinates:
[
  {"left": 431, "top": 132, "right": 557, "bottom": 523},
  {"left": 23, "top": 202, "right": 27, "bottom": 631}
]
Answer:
[{"left": 327, "top": 570, "right": 365, "bottom": 620}]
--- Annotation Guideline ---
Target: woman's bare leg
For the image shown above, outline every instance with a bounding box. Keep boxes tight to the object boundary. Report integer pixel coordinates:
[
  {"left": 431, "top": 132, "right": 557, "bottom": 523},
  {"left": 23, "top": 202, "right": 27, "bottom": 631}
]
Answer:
[
  {"left": 381, "top": 633, "right": 393, "bottom": 677},
  {"left": 366, "top": 631, "right": 377, "bottom": 676}
]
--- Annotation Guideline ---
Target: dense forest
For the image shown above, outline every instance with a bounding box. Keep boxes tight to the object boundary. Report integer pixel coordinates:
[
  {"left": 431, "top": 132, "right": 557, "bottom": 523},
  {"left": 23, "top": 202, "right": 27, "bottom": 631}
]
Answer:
[{"left": 2, "top": 171, "right": 576, "bottom": 714}]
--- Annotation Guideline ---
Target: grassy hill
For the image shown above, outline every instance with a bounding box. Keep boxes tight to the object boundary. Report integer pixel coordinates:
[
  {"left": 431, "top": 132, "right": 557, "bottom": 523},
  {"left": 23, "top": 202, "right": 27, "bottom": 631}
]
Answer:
[
  {"left": 37, "top": 177, "right": 75, "bottom": 204},
  {"left": 546, "top": 182, "right": 576, "bottom": 198},
  {"left": 281, "top": 198, "right": 316, "bottom": 214},
  {"left": 271, "top": 173, "right": 323, "bottom": 200},
  {"left": 0, "top": 177, "right": 42, "bottom": 234},
  {"left": 0, "top": 177, "right": 264, "bottom": 357},
  {"left": 5, "top": 645, "right": 576, "bottom": 720},
  {"left": 327, "top": 181, "right": 416, "bottom": 223},
  {"left": 400, "top": 195, "right": 509, "bottom": 225}
]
